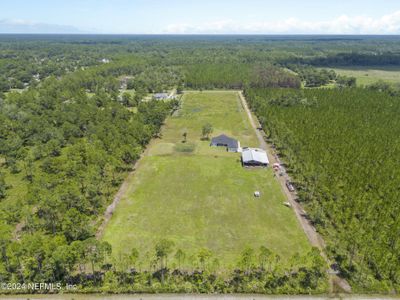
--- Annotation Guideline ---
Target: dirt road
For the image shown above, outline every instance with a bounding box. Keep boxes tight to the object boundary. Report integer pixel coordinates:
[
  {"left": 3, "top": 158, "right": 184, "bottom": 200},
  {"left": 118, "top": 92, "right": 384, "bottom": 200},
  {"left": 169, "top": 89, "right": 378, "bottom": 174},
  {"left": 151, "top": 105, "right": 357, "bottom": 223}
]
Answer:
[
  {"left": 96, "top": 157, "right": 142, "bottom": 239},
  {"left": 238, "top": 91, "right": 351, "bottom": 293}
]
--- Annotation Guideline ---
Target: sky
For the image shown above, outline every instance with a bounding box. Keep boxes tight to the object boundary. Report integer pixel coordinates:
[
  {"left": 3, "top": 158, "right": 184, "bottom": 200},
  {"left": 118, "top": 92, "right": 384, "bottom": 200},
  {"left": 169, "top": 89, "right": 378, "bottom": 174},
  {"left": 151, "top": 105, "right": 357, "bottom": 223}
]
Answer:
[{"left": 0, "top": 0, "right": 400, "bottom": 34}]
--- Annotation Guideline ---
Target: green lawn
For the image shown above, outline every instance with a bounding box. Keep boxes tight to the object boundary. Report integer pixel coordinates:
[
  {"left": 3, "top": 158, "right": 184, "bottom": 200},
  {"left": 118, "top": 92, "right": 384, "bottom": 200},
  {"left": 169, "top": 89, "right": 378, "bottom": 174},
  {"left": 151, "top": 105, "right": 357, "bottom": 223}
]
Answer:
[
  {"left": 102, "top": 91, "right": 310, "bottom": 269},
  {"left": 329, "top": 67, "right": 400, "bottom": 86}
]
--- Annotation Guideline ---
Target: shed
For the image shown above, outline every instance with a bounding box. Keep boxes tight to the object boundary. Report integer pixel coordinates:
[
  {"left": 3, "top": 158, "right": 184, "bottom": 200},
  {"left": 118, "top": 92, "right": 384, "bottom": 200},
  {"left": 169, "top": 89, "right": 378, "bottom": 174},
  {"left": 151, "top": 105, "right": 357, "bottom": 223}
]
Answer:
[{"left": 241, "top": 148, "right": 269, "bottom": 167}]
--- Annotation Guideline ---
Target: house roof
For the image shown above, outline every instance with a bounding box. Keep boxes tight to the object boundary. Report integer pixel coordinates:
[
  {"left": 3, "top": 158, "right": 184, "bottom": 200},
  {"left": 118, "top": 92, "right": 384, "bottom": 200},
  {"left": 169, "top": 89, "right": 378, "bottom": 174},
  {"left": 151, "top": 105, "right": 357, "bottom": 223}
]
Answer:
[
  {"left": 154, "top": 93, "right": 169, "bottom": 99},
  {"left": 242, "top": 148, "right": 269, "bottom": 164},
  {"left": 211, "top": 134, "right": 238, "bottom": 148}
]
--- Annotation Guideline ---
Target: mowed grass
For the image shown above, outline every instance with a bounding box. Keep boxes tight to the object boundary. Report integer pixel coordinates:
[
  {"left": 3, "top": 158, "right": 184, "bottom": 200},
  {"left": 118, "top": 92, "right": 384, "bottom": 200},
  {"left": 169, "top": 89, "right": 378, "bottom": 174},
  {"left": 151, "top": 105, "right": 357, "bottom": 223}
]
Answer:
[
  {"left": 102, "top": 91, "right": 310, "bottom": 269},
  {"left": 328, "top": 66, "right": 400, "bottom": 86}
]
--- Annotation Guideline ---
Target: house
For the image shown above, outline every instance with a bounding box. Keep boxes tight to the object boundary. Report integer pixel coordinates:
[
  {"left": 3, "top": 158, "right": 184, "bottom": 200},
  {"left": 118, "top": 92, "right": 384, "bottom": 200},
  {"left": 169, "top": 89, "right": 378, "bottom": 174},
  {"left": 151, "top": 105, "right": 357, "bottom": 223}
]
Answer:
[
  {"left": 153, "top": 93, "right": 169, "bottom": 100},
  {"left": 241, "top": 148, "right": 269, "bottom": 167},
  {"left": 210, "top": 134, "right": 241, "bottom": 152}
]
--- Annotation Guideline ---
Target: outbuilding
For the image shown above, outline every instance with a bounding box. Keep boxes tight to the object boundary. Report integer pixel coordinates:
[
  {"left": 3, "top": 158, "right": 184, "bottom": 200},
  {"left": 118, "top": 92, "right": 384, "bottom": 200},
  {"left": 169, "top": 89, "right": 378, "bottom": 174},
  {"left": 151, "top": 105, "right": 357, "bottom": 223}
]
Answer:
[
  {"left": 210, "top": 134, "right": 241, "bottom": 152},
  {"left": 241, "top": 148, "right": 269, "bottom": 167}
]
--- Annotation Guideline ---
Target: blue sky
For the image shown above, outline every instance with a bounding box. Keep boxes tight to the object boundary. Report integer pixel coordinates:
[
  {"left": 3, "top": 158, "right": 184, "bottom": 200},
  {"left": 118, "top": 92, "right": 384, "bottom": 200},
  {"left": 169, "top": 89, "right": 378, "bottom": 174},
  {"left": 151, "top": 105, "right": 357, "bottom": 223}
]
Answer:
[{"left": 0, "top": 0, "right": 400, "bottom": 34}]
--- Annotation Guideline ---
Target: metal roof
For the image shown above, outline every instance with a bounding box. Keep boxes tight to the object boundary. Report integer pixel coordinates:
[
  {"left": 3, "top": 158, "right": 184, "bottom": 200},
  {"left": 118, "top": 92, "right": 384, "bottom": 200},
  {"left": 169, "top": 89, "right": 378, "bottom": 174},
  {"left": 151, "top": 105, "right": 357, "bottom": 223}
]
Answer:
[
  {"left": 154, "top": 93, "right": 169, "bottom": 99},
  {"left": 210, "top": 134, "right": 238, "bottom": 149},
  {"left": 242, "top": 148, "right": 269, "bottom": 164}
]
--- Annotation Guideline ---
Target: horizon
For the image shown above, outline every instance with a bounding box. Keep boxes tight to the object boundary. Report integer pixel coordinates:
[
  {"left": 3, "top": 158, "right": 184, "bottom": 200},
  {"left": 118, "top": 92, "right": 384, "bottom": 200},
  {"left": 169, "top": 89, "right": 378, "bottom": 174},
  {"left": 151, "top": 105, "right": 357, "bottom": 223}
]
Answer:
[{"left": 0, "top": 33, "right": 400, "bottom": 37}]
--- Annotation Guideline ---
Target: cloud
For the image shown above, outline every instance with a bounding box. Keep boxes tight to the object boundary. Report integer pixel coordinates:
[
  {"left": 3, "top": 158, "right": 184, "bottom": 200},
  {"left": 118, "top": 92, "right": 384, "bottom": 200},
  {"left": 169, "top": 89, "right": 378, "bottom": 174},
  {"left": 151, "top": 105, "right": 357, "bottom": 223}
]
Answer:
[
  {"left": 0, "top": 19, "right": 84, "bottom": 34},
  {"left": 163, "top": 11, "right": 400, "bottom": 34}
]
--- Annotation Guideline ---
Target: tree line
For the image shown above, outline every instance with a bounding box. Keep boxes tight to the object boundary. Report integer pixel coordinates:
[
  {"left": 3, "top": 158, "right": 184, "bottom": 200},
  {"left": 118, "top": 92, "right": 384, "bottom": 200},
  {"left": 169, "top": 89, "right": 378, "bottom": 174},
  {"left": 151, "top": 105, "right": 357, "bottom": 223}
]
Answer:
[
  {"left": 0, "top": 235, "right": 327, "bottom": 294},
  {"left": 286, "top": 52, "right": 400, "bottom": 67}
]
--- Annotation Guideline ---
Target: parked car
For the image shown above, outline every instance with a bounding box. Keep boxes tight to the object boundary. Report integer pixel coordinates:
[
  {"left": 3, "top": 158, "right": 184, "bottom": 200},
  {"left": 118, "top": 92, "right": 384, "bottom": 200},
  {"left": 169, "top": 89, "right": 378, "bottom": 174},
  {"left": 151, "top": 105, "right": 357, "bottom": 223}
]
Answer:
[{"left": 286, "top": 180, "right": 295, "bottom": 192}]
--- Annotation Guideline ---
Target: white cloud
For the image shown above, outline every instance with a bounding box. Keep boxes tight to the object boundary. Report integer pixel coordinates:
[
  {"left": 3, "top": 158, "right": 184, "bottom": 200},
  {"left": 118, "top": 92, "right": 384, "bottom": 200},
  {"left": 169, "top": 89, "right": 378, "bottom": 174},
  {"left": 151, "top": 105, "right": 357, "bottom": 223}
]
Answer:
[
  {"left": 0, "top": 19, "right": 84, "bottom": 34},
  {"left": 163, "top": 11, "right": 400, "bottom": 34}
]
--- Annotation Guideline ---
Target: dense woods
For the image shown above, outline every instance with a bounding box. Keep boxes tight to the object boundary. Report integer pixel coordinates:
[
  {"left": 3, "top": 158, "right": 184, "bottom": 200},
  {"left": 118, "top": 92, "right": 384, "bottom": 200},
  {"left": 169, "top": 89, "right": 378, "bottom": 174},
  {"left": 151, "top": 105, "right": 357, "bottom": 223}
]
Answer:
[
  {"left": 185, "top": 63, "right": 301, "bottom": 89},
  {"left": 0, "top": 63, "right": 176, "bottom": 288},
  {"left": 244, "top": 87, "right": 400, "bottom": 292}
]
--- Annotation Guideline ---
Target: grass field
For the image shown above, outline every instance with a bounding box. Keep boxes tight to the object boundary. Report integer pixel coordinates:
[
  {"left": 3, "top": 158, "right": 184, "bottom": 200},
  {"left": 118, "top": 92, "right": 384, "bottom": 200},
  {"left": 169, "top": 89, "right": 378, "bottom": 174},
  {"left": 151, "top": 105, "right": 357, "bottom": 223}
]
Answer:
[
  {"left": 102, "top": 91, "right": 310, "bottom": 269},
  {"left": 329, "top": 66, "right": 400, "bottom": 86}
]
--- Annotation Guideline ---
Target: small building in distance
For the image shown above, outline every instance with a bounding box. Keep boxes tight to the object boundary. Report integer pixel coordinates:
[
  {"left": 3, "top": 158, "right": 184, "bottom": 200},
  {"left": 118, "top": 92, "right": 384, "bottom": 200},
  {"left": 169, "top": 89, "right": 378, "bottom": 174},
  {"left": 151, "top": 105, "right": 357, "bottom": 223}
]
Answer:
[
  {"left": 210, "top": 134, "right": 241, "bottom": 152},
  {"left": 241, "top": 148, "right": 269, "bottom": 167},
  {"left": 153, "top": 93, "right": 169, "bottom": 100}
]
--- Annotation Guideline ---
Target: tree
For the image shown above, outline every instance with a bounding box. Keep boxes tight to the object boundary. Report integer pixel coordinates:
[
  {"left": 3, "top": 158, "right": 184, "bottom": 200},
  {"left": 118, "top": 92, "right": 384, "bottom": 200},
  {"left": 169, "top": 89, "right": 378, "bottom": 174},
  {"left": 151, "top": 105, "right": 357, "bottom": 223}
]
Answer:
[
  {"left": 53, "top": 244, "right": 78, "bottom": 275},
  {"left": 155, "top": 239, "right": 174, "bottom": 284},
  {"left": 134, "top": 91, "right": 144, "bottom": 106},
  {"left": 336, "top": 75, "right": 356, "bottom": 88},
  {"left": 201, "top": 123, "right": 213, "bottom": 140},
  {"left": 61, "top": 208, "right": 92, "bottom": 242},
  {"left": 0, "top": 172, "right": 6, "bottom": 199},
  {"left": 69, "top": 240, "right": 86, "bottom": 274},
  {"left": 197, "top": 248, "right": 212, "bottom": 271},
  {"left": 176, "top": 84, "right": 183, "bottom": 94},
  {"left": 155, "top": 239, "right": 175, "bottom": 269},
  {"left": 121, "top": 92, "right": 132, "bottom": 107},
  {"left": 174, "top": 248, "right": 185, "bottom": 270},
  {"left": 129, "top": 247, "right": 140, "bottom": 270},
  {"left": 182, "top": 132, "right": 187, "bottom": 143},
  {"left": 258, "top": 246, "right": 272, "bottom": 270},
  {"left": 23, "top": 156, "right": 34, "bottom": 183},
  {"left": 84, "top": 239, "right": 111, "bottom": 274},
  {"left": 6, "top": 157, "right": 20, "bottom": 174},
  {"left": 210, "top": 257, "right": 220, "bottom": 273},
  {"left": 239, "top": 246, "right": 255, "bottom": 272}
]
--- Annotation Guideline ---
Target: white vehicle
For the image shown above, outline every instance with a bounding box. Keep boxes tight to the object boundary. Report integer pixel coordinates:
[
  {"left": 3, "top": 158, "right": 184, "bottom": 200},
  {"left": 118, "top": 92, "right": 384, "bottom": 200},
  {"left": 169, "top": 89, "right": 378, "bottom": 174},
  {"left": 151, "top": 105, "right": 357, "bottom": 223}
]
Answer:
[{"left": 286, "top": 180, "right": 295, "bottom": 192}]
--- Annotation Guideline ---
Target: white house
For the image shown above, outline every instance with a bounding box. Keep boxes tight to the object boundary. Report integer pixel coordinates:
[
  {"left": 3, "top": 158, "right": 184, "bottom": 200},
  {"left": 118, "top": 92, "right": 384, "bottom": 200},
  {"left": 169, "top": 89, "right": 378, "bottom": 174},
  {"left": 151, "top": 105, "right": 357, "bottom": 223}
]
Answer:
[{"left": 153, "top": 93, "right": 169, "bottom": 100}]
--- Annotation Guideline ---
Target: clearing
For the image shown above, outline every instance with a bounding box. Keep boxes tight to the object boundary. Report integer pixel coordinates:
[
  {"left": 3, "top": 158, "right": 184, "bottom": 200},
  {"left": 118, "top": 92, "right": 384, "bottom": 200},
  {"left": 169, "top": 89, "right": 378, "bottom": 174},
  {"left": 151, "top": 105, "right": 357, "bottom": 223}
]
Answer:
[
  {"left": 328, "top": 66, "right": 400, "bottom": 86},
  {"left": 102, "top": 91, "right": 310, "bottom": 269}
]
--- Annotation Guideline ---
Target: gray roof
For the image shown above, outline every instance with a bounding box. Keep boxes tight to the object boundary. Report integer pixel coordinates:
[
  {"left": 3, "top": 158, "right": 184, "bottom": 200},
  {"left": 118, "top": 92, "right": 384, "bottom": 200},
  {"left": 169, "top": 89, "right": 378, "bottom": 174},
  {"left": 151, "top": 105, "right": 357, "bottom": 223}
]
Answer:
[
  {"left": 242, "top": 148, "right": 269, "bottom": 164},
  {"left": 211, "top": 134, "right": 238, "bottom": 149}
]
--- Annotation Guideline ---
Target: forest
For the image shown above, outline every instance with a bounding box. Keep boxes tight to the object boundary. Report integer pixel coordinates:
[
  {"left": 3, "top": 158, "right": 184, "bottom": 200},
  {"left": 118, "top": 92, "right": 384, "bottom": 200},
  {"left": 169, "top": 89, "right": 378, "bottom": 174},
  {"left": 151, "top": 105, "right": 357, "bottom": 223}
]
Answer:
[
  {"left": 0, "top": 34, "right": 400, "bottom": 294},
  {"left": 244, "top": 87, "right": 400, "bottom": 292},
  {"left": 0, "top": 56, "right": 177, "bottom": 291}
]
